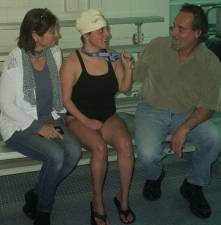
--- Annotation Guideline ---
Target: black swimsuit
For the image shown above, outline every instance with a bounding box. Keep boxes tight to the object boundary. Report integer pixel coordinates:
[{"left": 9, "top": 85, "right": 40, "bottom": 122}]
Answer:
[{"left": 70, "top": 50, "right": 118, "bottom": 122}]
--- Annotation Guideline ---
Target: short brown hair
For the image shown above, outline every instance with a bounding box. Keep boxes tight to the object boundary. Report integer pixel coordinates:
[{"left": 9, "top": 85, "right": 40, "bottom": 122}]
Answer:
[{"left": 17, "top": 8, "right": 57, "bottom": 51}]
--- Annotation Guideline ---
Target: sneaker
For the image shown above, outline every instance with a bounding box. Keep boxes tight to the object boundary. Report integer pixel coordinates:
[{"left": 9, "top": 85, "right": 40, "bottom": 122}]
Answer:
[
  {"left": 180, "top": 179, "right": 211, "bottom": 218},
  {"left": 143, "top": 170, "right": 165, "bottom": 201},
  {"left": 23, "top": 189, "right": 38, "bottom": 220},
  {"left": 34, "top": 211, "right": 50, "bottom": 225}
]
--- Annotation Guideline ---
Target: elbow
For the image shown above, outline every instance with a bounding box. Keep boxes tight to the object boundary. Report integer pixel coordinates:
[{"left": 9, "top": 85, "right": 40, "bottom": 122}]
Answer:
[
  {"left": 119, "top": 85, "right": 132, "bottom": 95},
  {"left": 63, "top": 100, "right": 69, "bottom": 110},
  {"left": 62, "top": 97, "right": 73, "bottom": 111},
  {"left": 121, "top": 89, "right": 130, "bottom": 95}
]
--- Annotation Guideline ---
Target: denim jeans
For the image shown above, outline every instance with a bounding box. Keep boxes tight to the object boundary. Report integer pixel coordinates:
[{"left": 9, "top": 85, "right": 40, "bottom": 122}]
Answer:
[
  {"left": 135, "top": 101, "right": 221, "bottom": 186},
  {"left": 6, "top": 123, "right": 81, "bottom": 212}
]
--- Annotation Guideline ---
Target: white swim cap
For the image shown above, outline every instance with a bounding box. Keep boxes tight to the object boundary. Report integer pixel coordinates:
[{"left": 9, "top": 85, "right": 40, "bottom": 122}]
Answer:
[{"left": 76, "top": 9, "right": 107, "bottom": 35}]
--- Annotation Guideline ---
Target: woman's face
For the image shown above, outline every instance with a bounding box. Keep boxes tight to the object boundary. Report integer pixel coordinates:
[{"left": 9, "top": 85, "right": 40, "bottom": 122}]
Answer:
[
  {"left": 33, "top": 26, "right": 60, "bottom": 50},
  {"left": 86, "top": 26, "right": 111, "bottom": 50}
]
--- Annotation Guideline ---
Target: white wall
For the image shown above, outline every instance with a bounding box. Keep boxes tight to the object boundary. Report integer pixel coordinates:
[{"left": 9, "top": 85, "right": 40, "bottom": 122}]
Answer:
[
  {"left": 0, "top": 0, "right": 169, "bottom": 73},
  {"left": 0, "top": 0, "right": 87, "bottom": 54},
  {"left": 0, "top": 0, "right": 169, "bottom": 54}
]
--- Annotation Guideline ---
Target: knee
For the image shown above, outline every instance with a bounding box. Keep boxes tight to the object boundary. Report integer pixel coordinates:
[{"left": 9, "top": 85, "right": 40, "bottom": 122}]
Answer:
[
  {"left": 46, "top": 151, "right": 64, "bottom": 172},
  {"left": 91, "top": 143, "right": 108, "bottom": 162},
  {"left": 75, "top": 148, "right": 82, "bottom": 162},
  {"left": 211, "top": 130, "right": 221, "bottom": 145},
  {"left": 136, "top": 138, "right": 160, "bottom": 160},
  {"left": 204, "top": 128, "right": 221, "bottom": 149},
  {"left": 117, "top": 139, "right": 134, "bottom": 158},
  {"left": 68, "top": 146, "right": 82, "bottom": 164},
  {"left": 62, "top": 135, "right": 82, "bottom": 164},
  {"left": 208, "top": 130, "right": 221, "bottom": 156},
  {"left": 137, "top": 149, "right": 160, "bottom": 164}
]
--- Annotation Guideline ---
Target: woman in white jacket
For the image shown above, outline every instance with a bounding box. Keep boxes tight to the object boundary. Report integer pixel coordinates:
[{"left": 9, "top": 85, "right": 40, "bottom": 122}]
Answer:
[{"left": 0, "top": 8, "right": 81, "bottom": 225}]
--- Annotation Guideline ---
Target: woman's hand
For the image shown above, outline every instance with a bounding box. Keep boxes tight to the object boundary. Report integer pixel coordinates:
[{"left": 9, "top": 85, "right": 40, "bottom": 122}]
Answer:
[
  {"left": 38, "top": 124, "right": 63, "bottom": 139},
  {"left": 84, "top": 118, "right": 103, "bottom": 130},
  {"left": 115, "top": 51, "right": 134, "bottom": 94},
  {"left": 121, "top": 51, "right": 134, "bottom": 71}
]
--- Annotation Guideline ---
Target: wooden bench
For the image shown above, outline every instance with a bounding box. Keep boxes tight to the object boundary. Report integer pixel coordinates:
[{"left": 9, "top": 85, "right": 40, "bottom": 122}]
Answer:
[
  {"left": 0, "top": 96, "right": 139, "bottom": 175},
  {"left": 1, "top": 104, "right": 221, "bottom": 175}
]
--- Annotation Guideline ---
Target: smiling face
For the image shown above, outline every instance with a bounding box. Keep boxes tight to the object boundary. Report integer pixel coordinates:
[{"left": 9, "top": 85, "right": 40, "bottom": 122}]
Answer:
[
  {"left": 32, "top": 25, "right": 60, "bottom": 51},
  {"left": 171, "top": 12, "right": 201, "bottom": 52},
  {"left": 83, "top": 26, "right": 111, "bottom": 51}
]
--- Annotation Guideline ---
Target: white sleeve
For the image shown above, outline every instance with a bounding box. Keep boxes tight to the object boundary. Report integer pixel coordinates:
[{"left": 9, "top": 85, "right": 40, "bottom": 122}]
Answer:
[{"left": 0, "top": 66, "right": 34, "bottom": 129}]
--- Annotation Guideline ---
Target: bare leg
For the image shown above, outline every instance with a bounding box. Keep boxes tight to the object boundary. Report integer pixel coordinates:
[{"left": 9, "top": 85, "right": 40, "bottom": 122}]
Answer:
[
  {"left": 67, "top": 117, "right": 109, "bottom": 225},
  {"left": 90, "top": 141, "right": 108, "bottom": 217},
  {"left": 102, "top": 115, "right": 135, "bottom": 223}
]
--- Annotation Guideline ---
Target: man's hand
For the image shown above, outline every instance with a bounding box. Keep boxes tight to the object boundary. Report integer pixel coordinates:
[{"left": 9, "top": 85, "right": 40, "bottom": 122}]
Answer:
[
  {"left": 170, "top": 127, "right": 189, "bottom": 157},
  {"left": 170, "top": 107, "right": 213, "bottom": 157}
]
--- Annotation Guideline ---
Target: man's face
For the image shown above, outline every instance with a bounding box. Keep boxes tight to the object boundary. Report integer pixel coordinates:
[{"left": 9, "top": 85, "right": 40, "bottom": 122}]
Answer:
[{"left": 171, "top": 12, "right": 201, "bottom": 52}]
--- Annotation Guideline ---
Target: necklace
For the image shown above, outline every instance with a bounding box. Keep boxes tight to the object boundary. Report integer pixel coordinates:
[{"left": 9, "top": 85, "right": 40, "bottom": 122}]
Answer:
[
  {"left": 30, "top": 49, "right": 46, "bottom": 58},
  {"left": 81, "top": 48, "right": 121, "bottom": 62}
]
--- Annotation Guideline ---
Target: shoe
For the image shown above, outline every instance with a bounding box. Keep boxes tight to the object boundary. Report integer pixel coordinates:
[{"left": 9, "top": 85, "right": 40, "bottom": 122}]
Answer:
[
  {"left": 142, "top": 170, "right": 165, "bottom": 201},
  {"left": 90, "top": 202, "right": 108, "bottom": 225},
  {"left": 34, "top": 211, "right": 50, "bottom": 225},
  {"left": 180, "top": 179, "right": 211, "bottom": 218},
  {"left": 113, "top": 197, "right": 136, "bottom": 224},
  {"left": 23, "top": 189, "right": 38, "bottom": 220}
]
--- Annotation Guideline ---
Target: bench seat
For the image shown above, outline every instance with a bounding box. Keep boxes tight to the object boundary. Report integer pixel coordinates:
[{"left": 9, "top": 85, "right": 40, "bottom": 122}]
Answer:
[{"left": 1, "top": 109, "right": 221, "bottom": 176}]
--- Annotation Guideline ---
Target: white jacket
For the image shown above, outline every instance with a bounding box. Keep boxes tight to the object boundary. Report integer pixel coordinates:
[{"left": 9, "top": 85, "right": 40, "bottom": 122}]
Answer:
[{"left": 0, "top": 46, "right": 66, "bottom": 141}]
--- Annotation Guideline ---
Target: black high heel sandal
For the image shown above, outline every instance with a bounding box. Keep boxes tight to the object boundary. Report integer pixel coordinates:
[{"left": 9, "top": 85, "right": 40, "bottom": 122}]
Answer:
[
  {"left": 90, "top": 202, "right": 108, "bottom": 225},
  {"left": 113, "top": 197, "right": 136, "bottom": 224}
]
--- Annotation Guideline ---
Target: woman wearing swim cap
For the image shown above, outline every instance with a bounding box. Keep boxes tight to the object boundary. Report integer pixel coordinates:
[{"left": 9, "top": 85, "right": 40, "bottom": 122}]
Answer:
[{"left": 60, "top": 8, "right": 136, "bottom": 225}]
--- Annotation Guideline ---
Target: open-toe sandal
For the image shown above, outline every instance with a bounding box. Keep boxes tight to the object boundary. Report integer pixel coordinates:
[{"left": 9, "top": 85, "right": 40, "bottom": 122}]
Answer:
[
  {"left": 90, "top": 202, "right": 108, "bottom": 225},
  {"left": 113, "top": 197, "right": 136, "bottom": 224}
]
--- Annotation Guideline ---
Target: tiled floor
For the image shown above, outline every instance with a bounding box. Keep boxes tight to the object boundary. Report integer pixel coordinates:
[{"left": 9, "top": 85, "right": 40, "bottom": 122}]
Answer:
[{"left": 0, "top": 154, "right": 221, "bottom": 225}]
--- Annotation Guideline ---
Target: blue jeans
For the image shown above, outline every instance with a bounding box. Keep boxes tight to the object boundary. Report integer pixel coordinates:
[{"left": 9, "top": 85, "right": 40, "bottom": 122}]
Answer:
[
  {"left": 135, "top": 101, "right": 221, "bottom": 186},
  {"left": 6, "top": 123, "right": 81, "bottom": 212}
]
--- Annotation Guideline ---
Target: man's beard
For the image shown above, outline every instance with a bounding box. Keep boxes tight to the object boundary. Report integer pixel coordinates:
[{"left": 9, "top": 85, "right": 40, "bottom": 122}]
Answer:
[{"left": 171, "top": 37, "right": 182, "bottom": 51}]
